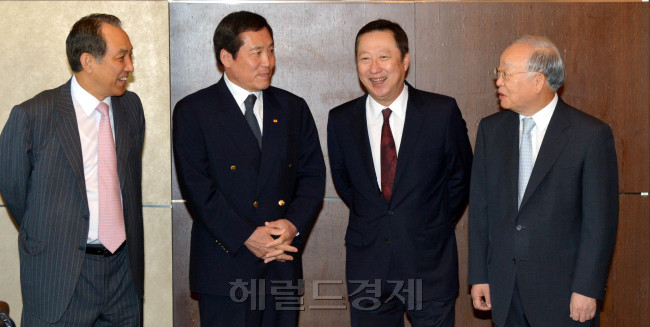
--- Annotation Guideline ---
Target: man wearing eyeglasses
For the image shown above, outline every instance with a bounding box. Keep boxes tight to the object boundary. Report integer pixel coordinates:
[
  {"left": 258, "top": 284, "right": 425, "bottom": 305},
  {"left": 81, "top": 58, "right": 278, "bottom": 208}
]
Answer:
[{"left": 468, "top": 35, "right": 618, "bottom": 327}]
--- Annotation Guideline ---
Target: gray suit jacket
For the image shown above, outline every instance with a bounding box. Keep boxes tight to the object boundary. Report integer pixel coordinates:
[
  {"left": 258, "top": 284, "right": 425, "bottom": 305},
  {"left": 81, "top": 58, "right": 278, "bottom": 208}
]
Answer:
[
  {"left": 0, "top": 80, "right": 145, "bottom": 323},
  {"left": 468, "top": 98, "right": 618, "bottom": 326}
]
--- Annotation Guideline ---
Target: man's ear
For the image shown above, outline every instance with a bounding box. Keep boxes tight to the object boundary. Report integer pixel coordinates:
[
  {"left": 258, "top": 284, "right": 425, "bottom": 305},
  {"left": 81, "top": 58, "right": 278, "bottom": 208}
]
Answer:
[
  {"left": 402, "top": 52, "right": 410, "bottom": 72},
  {"left": 533, "top": 72, "right": 547, "bottom": 94},
  {"left": 220, "top": 49, "right": 233, "bottom": 68},
  {"left": 79, "top": 53, "right": 95, "bottom": 73}
]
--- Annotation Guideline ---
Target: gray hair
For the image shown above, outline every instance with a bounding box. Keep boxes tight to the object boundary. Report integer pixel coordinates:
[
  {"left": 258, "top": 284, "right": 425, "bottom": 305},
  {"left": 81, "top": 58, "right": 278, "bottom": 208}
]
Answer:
[{"left": 513, "top": 35, "right": 565, "bottom": 91}]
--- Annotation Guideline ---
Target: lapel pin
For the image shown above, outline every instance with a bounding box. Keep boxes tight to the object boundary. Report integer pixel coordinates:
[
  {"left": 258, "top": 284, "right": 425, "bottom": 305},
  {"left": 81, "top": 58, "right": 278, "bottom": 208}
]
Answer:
[{"left": 273, "top": 119, "right": 278, "bottom": 123}]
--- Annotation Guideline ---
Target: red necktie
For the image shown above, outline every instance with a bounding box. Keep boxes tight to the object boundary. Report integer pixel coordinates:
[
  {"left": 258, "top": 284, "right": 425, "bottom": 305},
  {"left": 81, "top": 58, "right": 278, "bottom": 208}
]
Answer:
[
  {"left": 96, "top": 102, "right": 126, "bottom": 253},
  {"left": 381, "top": 108, "right": 397, "bottom": 203}
]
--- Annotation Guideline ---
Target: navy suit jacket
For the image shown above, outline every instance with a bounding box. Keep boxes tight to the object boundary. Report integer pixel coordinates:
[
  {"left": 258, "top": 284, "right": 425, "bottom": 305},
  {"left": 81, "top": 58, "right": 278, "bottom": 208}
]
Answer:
[
  {"left": 173, "top": 77, "right": 325, "bottom": 295},
  {"left": 0, "top": 80, "right": 145, "bottom": 323},
  {"left": 468, "top": 99, "right": 619, "bottom": 326},
  {"left": 327, "top": 84, "right": 472, "bottom": 301}
]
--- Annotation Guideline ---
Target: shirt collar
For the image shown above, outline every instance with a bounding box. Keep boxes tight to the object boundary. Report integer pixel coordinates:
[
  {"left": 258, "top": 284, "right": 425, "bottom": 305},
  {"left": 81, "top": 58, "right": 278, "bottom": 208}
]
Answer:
[
  {"left": 223, "top": 72, "right": 262, "bottom": 106},
  {"left": 519, "top": 93, "right": 558, "bottom": 131},
  {"left": 367, "top": 83, "right": 409, "bottom": 122},
  {"left": 70, "top": 75, "right": 111, "bottom": 117}
]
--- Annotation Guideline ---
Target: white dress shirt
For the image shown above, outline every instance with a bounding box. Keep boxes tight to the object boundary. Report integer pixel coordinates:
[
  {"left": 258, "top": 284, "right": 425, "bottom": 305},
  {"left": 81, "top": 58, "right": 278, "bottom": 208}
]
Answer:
[
  {"left": 224, "top": 73, "right": 264, "bottom": 134},
  {"left": 71, "top": 75, "right": 119, "bottom": 244},
  {"left": 366, "top": 84, "right": 409, "bottom": 190},
  {"left": 519, "top": 93, "right": 558, "bottom": 164}
]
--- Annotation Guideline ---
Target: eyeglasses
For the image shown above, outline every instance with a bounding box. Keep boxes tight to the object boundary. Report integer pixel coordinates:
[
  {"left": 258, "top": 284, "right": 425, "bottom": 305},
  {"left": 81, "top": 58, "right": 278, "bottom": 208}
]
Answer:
[{"left": 494, "top": 67, "right": 541, "bottom": 80}]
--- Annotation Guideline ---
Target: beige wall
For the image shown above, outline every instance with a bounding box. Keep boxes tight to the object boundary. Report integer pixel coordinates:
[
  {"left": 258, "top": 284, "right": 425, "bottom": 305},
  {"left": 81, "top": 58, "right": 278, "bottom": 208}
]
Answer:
[{"left": 0, "top": 1, "right": 171, "bottom": 325}]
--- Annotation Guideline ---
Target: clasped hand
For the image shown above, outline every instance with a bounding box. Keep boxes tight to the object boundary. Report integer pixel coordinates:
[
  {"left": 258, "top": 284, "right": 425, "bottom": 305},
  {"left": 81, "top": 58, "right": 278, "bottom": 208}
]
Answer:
[{"left": 244, "top": 219, "right": 298, "bottom": 263}]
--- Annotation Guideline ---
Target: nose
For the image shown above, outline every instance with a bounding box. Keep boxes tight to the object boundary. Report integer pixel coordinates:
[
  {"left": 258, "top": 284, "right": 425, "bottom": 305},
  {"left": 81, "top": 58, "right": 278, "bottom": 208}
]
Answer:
[
  {"left": 369, "top": 59, "right": 381, "bottom": 73},
  {"left": 495, "top": 74, "right": 504, "bottom": 87},
  {"left": 261, "top": 50, "right": 274, "bottom": 68},
  {"left": 125, "top": 55, "right": 134, "bottom": 73}
]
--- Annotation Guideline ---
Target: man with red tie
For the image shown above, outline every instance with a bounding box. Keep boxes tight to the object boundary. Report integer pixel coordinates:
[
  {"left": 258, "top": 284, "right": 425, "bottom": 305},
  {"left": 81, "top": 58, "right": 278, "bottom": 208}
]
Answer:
[{"left": 327, "top": 19, "right": 473, "bottom": 327}]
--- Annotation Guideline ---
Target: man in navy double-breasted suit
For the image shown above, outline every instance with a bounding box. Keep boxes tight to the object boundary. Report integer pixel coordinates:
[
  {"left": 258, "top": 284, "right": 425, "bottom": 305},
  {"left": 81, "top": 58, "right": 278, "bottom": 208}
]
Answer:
[{"left": 173, "top": 11, "right": 325, "bottom": 327}]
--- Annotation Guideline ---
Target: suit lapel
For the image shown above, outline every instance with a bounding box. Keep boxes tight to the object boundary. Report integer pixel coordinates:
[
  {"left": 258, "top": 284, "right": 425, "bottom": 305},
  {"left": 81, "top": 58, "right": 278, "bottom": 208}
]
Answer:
[
  {"left": 213, "top": 79, "right": 261, "bottom": 164},
  {"left": 112, "top": 96, "right": 129, "bottom": 194},
  {"left": 54, "top": 80, "right": 88, "bottom": 208},
  {"left": 500, "top": 111, "right": 521, "bottom": 221},
  {"left": 256, "top": 89, "right": 285, "bottom": 194},
  {"left": 350, "top": 95, "right": 383, "bottom": 199},
  {"left": 391, "top": 86, "right": 425, "bottom": 201},
  {"left": 519, "top": 100, "right": 570, "bottom": 209}
]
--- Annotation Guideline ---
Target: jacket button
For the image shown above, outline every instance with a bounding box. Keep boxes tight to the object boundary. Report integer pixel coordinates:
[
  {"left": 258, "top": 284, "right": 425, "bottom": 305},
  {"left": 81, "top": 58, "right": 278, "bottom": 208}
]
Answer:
[
  {"left": 384, "top": 238, "right": 391, "bottom": 244},
  {"left": 513, "top": 258, "right": 517, "bottom": 264},
  {"left": 516, "top": 225, "right": 523, "bottom": 231},
  {"left": 387, "top": 210, "right": 394, "bottom": 216},
  {"left": 253, "top": 201, "right": 259, "bottom": 208},
  {"left": 278, "top": 200, "right": 285, "bottom": 206},
  {"left": 230, "top": 165, "right": 237, "bottom": 171}
]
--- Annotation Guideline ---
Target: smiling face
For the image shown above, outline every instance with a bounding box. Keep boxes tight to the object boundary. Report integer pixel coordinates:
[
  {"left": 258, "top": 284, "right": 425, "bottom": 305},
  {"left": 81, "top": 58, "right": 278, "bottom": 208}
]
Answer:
[
  {"left": 356, "top": 30, "right": 410, "bottom": 107},
  {"left": 81, "top": 23, "right": 134, "bottom": 101},
  {"left": 221, "top": 27, "right": 275, "bottom": 92}
]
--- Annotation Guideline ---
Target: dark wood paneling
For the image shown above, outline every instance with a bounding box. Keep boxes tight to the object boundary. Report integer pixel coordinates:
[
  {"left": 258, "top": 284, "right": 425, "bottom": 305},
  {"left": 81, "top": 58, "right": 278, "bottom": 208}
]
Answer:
[
  {"left": 300, "top": 200, "right": 350, "bottom": 327},
  {"left": 416, "top": 4, "right": 649, "bottom": 327},
  {"left": 601, "top": 195, "right": 650, "bottom": 326},
  {"left": 415, "top": 2, "right": 649, "bottom": 192},
  {"left": 170, "top": 3, "right": 416, "bottom": 200},
  {"left": 172, "top": 3, "right": 649, "bottom": 326}
]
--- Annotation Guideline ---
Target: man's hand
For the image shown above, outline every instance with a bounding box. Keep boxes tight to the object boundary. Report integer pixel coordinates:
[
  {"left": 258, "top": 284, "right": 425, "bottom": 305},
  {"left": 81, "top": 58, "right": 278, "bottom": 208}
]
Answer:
[
  {"left": 570, "top": 292, "right": 597, "bottom": 322},
  {"left": 471, "top": 284, "right": 492, "bottom": 311},
  {"left": 264, "top": 219, "right": 299, "bottom": 263},
  {"left": 244, "top": 226, "right": 297, "bottom": 263}
]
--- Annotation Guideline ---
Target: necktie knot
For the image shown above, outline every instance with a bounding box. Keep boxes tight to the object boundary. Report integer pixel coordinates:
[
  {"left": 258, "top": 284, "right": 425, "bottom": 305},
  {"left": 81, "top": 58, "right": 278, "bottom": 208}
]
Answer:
[
  {"left": 522, "top": 117, "right": 535, "bottom": 134},
  {"left": 96, "top": 102, "right": 109, "bottom": 117},
  {"left": 382, "top": 108, "right": 392, "bottom": 122},
  {"left": 244, "top": 94, "right": 257, "bottom": 112},
  {"left": 243, "top": 94, "right": 262, "bottom": 149}
]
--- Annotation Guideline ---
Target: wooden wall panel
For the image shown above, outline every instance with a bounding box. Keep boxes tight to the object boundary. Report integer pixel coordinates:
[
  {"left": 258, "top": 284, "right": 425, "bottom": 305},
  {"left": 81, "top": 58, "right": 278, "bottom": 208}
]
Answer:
[
  {"left": 415, "top": 2, "right": 649, "bottom": 192},
  {"left": 415, "top": 3, "right": 649, "bottom": 327},
  {"left": 170, "top": 3, "right": 416, "bottom": 200},
  {"left": 171, "top": 3, "right": 649, "bottom": 327},
  {"left": 601, "top": 196, "right": 650, "bottom": 326},
  {"left": 170, "top": 3, "right": 414, "bottom": 326}
]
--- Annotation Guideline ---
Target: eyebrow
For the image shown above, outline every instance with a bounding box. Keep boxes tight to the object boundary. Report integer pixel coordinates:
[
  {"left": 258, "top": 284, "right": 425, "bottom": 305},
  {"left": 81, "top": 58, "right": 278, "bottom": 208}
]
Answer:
[{"left": 250, "top": 42, "right": 274, "bottom": 50}]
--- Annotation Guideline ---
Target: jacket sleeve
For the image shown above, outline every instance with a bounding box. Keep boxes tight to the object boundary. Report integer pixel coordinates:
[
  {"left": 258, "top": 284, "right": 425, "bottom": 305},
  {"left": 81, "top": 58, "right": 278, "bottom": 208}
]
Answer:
[
  {"left": 571, "top": 123, "right": 619, "bottom": 300},
  {"left": 0, "top": 106, "right": 32, "bottom": 227},
  {"left": 284, "top": 99, "right": 326, "bottom": 238},
  {"left": 468, "top": 121, "right": 489, "bottom": 285},
  {"left": 327, "top": 110, "right": 353, "bottom": 207},
  {"left": 173, "top": 100, "right": 256, "bottom": 254},
  {"left": 444, "top": 100, "right": 473, "bottom": 223}
]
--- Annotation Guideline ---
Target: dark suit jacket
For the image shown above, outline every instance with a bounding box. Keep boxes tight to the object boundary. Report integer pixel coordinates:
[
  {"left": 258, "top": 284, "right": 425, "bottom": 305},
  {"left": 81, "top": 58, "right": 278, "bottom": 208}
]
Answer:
[
  {"left": 173, "top": 77, "right": 325, "bottom": 295},
  {"left": 327, "top": 84, "right": 473, "bottom": 301},
  {"left": 0, "top": 80, "right": 145, "bottom": 323},
  {"left": 468, "top": 98, "right": 618, "bottom": 326}
]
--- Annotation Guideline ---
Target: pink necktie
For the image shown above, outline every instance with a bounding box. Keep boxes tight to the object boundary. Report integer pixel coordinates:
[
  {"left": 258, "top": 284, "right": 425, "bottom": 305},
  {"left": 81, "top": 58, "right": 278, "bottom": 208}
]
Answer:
[{"left": 96, "top": 102, "right": 126, "bottom": 253}]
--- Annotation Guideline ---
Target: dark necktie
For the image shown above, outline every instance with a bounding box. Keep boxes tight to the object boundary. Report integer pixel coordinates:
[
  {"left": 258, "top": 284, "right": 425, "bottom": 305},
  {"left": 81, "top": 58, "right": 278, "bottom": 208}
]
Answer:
[
  {"left": 244, "top": 94, "right": 262, "bottom": 149},
  {"left": 381, "top": 108, "right": 397, "bottom": 203}
]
